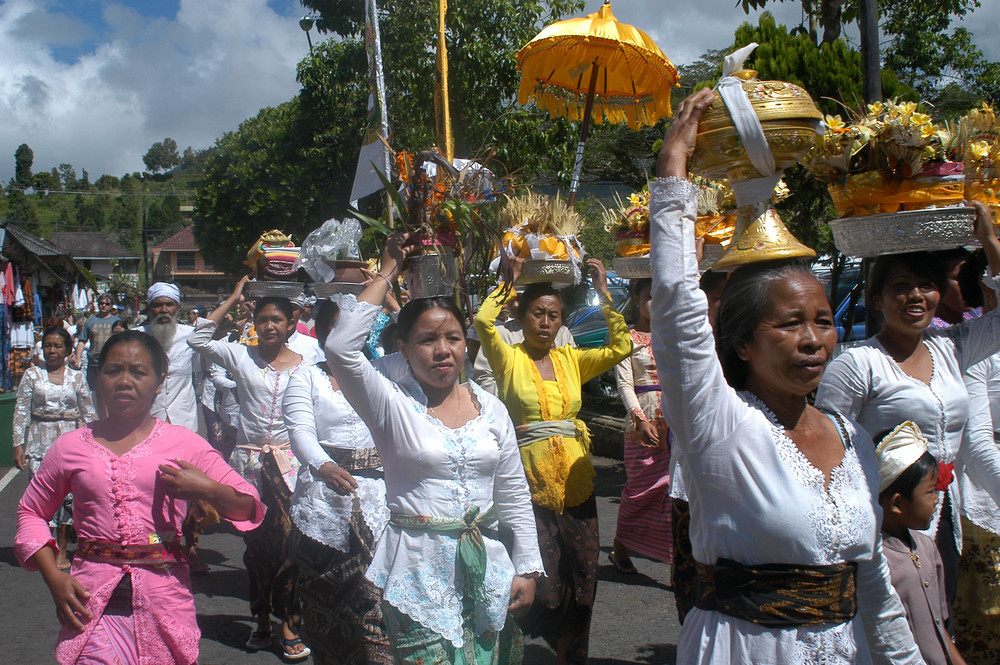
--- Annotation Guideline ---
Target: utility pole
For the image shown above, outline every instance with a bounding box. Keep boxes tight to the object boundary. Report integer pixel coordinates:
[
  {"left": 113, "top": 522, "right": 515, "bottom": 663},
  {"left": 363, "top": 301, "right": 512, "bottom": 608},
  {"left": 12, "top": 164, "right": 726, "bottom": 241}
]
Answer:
[
  {"left": 859, "top": 0, "right": 882, "bottom": 104},
  {"left": 141, "top": 205, "right": 150, "bottom": 288}
]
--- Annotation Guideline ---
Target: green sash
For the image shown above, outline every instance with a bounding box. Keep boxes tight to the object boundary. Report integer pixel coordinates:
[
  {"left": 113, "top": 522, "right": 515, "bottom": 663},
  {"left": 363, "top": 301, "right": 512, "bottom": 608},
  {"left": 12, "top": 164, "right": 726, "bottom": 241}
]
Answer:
[{"left": 391, "top": 505, "right": 496, "bottom": 599}]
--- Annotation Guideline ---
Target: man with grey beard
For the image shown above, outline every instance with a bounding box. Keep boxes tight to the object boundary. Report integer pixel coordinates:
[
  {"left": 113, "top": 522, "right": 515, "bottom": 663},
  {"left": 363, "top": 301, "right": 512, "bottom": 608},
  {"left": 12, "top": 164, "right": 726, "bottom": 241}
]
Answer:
[{"left": 136, "top": 282, "right": 200, "bottom": 431}]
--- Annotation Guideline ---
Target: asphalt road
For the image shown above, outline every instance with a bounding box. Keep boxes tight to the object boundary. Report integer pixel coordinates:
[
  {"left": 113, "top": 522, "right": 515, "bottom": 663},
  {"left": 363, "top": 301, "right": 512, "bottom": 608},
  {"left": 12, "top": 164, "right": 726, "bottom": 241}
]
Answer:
[{"left": 0, "top": 456, "right": 681, "bottom": 664}]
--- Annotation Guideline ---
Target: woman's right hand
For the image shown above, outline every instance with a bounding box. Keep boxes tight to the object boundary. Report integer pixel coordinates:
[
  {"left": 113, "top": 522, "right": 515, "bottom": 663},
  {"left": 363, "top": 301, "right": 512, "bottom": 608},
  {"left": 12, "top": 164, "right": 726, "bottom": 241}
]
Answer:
[
  {"left": 380, "top": 232, "right": 416, "bottom": 276},
  {"left": 636, "top": 421, "right": 661, "bottom": 448},
  {"left": 230, "top": 275, "right": 250, "bottom": 303},
  {"left": 509, "top": 255, "right": 525, "bottom": 286},
  {"left": 316, "top": 462, "right": 359, "bottom": 496},
  {"left": 43, "top": 569, "right": 92, "bottom": 631},
  {"left": 656, "top": 87, "right": 715, "bottom": 179},
  {"left": 13, "top": 445, "right": 25, "bottom": 470}
]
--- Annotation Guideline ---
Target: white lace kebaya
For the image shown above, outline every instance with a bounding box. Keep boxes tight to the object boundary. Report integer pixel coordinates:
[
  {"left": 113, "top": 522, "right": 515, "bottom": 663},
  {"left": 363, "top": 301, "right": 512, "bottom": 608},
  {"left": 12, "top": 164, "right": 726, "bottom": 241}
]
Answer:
[
  {"left": 323, "top": 294, "right": 544, "bottom": 648},
  {"left": 816, "top": 271, "right": 1000, "bottom": 550},
  {"left": 284, "top": 363, "right": 390, "bottom": 553},
  {"left": 648, "top": 176, "right": 923, "bottom": 665}
]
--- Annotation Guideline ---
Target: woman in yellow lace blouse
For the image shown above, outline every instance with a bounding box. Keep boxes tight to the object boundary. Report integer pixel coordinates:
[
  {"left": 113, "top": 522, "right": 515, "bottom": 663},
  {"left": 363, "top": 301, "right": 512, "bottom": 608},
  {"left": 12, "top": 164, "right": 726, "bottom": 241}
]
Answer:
[{"left": 474, "top": 257, "right": 632, "bottom": 665}]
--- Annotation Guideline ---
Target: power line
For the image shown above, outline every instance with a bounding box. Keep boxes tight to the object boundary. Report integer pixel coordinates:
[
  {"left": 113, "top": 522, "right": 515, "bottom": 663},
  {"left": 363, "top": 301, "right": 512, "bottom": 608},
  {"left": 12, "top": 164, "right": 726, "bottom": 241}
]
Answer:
[{"left": 7, "top": 186, "right": 197, "bottom": 197}]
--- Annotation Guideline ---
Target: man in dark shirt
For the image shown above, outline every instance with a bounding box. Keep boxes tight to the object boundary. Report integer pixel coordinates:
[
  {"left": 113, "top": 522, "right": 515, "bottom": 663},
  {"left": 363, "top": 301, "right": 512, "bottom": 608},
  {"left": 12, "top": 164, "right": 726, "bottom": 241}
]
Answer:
[{"left": 72, "top": 294, "right": 122, "bottom": 391}]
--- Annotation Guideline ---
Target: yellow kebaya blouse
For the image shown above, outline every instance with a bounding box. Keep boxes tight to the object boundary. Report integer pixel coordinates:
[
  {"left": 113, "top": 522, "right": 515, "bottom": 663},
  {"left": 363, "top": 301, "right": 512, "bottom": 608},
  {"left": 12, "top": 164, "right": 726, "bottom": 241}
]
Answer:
[{"left": 475, "top": 285, "right": 632, "bottom": 513}]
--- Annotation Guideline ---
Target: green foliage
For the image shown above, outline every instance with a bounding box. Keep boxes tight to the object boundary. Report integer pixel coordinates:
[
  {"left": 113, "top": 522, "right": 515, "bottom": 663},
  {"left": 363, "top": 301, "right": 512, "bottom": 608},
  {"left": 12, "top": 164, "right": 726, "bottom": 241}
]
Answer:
[
  {"left": 195, "top": 0, "right": 585, "bottom": 274},
  {"left": 300, "top": 0, "right": 583, "bottom": 177},
  {"left": 57, "top": 164, "right": 76, "bottom": 190},
  {"left": 880, "top": 0, "right": 999, "bottom": 104},
  {"left": 14, "top": 144, "right": 33, "bottom": 190},
  {"left": 143, "top": 138, "right": 181, "bottom": 174},
  {"left": 574, "top": 194, "right": 616, "bottom": 265}
]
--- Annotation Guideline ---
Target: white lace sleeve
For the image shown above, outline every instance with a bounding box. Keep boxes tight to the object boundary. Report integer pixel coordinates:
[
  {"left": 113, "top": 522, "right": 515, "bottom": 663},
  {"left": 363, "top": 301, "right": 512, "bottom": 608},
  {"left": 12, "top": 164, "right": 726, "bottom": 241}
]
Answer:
[
  {"left": 284, "top": 368, "right": 333, "bottom": 471},
  {"left": 959, "top": 359, "right": 1000, "bottom": 507},
  {"left": 324, "top": 295, "right": 398, "bottom": 436},
  {"left": 490, "top": 399, "right": 544, "bottom": 575},
  {"left": 648, "top": 177, "right": 749, "bottom": 454},
  {"left": 187, "top": 319, "right": 240, "bottom": 373}
]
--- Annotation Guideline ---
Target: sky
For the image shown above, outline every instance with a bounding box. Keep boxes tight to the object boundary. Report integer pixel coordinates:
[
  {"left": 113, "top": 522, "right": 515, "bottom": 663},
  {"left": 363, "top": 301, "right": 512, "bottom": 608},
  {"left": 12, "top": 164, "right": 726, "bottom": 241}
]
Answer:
[{"left": 1, "top": 0, "right": 999, "bottom": 184}]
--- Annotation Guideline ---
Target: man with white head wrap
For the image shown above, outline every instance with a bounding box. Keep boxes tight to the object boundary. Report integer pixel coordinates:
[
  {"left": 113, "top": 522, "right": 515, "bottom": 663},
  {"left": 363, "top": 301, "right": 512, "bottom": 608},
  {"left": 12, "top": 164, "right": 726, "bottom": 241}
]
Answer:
[
  {"left": 285, "top": 293, "right": 324, "bottom": 366},
  {"left": 135, "top": 282, "right": 201, "bottom": 431}
]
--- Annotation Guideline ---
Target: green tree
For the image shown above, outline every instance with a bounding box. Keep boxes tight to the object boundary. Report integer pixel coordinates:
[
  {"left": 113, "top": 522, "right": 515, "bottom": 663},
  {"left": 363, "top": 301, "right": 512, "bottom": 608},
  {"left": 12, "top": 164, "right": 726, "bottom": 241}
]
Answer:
[
  {"left": 58, "top": 164, "right": 77, "bottom": 190},
  {"left": 195, "top": 0, "right": 584, "bottom": 274},
  {"left": 301, "top": 0, "right": 582, "bottom": 176},
  {"left": 880, "top": 0, "right": 999, "bottom": 103},
  {"left": 14, "top": 143, "right": 33, "bottom": 190},
  {"left": 143, "top": 138, "right": 181, "bottom": 173},
  {"left": 31, "top": 170, "right": 59, "bottom": 192},
  {"left": 8, "top": 192, "right": 36, "bottom": 223},
  {"left": 95, "top": 174, "right": 121, "bottom": 191}
]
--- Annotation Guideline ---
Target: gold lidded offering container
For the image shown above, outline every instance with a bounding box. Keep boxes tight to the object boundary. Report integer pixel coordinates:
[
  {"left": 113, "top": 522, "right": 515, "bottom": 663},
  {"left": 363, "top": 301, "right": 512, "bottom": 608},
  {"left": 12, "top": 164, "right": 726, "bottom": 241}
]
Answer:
[{"left": 689, "top": 45, "right": 822, "bottom": 269}]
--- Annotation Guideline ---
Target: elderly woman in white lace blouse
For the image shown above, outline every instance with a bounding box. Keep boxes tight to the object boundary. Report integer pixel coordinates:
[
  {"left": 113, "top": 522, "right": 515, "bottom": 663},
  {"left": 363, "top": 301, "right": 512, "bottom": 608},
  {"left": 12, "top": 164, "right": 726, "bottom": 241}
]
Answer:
[
  {"left": 284, "top": 297, "right": 393, "bottom": 664},
  {"left": 324, "top": 236, "right": 543, "bottom": 664},
  {"left": 649, "top": 89, "right": 922, "bottom": 665}
]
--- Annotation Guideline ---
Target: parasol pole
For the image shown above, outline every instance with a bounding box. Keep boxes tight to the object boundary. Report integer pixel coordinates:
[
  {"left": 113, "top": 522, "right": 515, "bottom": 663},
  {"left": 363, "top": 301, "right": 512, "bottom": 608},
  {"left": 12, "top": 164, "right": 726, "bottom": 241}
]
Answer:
[
  {"left": 437, "top": 0, "right": 454, "bottom": 162},
  {"left": 568, "top": 60, "right": 600, "bottom": 207}
]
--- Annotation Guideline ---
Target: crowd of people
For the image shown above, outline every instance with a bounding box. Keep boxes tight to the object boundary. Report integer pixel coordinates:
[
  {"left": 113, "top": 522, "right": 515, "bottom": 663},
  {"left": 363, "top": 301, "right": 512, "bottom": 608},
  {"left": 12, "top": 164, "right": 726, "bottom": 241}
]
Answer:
[{"left": 10, "top": 88, "right": 1000, "bottom": 665}]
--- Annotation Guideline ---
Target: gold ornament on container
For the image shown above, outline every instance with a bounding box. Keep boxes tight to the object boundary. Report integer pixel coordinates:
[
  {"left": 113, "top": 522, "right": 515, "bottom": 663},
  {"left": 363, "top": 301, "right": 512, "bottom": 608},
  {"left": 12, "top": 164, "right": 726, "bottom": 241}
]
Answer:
[{"left": 690, "top": 45, "right": 823, "bottom": 269}]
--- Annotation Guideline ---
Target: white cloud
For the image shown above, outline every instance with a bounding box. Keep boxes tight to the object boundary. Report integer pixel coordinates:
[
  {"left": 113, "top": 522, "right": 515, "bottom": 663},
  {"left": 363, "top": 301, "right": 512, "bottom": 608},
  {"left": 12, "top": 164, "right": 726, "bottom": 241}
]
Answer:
[
  {"left": 0, "top": 0, "right": 307, "bottom": 182},
  {"left": 1, "top": 0, "right": 997, "bottom": 184}
]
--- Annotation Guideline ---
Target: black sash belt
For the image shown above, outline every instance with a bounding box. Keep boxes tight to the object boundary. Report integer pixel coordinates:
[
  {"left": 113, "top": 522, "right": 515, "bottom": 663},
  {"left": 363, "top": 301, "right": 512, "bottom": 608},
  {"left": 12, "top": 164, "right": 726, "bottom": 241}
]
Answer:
[{"left": 695, "top": 558, "right": 858, "bottom": 628}]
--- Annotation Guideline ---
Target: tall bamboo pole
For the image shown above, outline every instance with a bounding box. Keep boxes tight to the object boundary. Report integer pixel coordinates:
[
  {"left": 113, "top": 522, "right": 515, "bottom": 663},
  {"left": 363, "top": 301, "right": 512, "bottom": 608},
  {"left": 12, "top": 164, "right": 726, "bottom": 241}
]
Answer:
[{"left": 437, "top": 0, "right": 454, "bottom": 162}]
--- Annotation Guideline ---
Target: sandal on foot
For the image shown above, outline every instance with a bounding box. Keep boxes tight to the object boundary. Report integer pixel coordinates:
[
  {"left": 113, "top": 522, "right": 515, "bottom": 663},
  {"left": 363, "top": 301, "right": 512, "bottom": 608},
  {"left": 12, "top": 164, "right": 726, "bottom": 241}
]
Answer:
[
  {"left": 609, "top": 551, "right": 638, "bottom": 575},
  {"left": 246, "top": 631, "right": 272, "bottom": 651},
  {"left": 281, "top": 637, "right": 311, "bottom": 661}
]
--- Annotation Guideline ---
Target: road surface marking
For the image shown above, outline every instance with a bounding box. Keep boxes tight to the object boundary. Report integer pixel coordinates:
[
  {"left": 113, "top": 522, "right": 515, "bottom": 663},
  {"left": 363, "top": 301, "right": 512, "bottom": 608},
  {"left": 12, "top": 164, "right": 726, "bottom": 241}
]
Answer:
[{"left": 0, "top": 467, "right": 20, "bottom": 494}]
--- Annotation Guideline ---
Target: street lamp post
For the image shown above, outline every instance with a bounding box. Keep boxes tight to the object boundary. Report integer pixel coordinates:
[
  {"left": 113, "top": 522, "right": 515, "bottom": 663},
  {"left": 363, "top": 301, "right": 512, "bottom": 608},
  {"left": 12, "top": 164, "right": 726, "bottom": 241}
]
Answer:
[{"left": 299, "top": 15, "right": 316, "bottom": 51}]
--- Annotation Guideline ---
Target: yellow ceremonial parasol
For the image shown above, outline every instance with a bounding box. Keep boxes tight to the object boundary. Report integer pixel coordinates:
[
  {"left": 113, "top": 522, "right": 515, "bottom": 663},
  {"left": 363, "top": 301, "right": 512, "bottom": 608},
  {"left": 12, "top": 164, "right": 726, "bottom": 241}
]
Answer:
[{"left": 517, "top": 0, "right": 678, "bottom": 204}]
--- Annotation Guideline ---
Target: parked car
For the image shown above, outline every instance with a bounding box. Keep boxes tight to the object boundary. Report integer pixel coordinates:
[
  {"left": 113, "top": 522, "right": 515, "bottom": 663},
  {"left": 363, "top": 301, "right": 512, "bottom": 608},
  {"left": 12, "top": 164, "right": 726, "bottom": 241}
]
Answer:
[{"left": 565, "top": 274, "right": 631, "bottom": 349}]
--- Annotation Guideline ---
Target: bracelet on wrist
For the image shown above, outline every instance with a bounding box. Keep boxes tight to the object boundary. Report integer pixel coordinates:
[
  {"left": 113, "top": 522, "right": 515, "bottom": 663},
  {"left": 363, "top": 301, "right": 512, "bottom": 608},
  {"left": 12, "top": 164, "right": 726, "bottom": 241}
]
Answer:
[{"left": 376, "top": 273, "right": 394, "bottom": 289}]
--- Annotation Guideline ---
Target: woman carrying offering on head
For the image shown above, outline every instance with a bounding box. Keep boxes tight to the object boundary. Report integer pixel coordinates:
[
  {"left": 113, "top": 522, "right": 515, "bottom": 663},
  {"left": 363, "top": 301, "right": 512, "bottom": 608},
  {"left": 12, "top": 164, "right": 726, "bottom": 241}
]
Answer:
[
  {"left": 13, "top": 326, "right": 98, "bottom": 570},
  {"left": 611, "top": 278, "right": 674, "bottom": 575},
  {"left": 648, "top": 88, "right": 921, "bottom": 663},
  {"left": 15, "top": 331, "right": 264, "bottom": 664},
  {"left": 474, "top": 256, "right": 632, "bottom": 665},
  {"left": 187, "top": 279, "right": 309, "bottom": 660},
  {"left": 816, "top": 202, "right": 1000, "bottom": 610},
  {"left": 324, "top": 235, "right": 543, "bottom": 664},
  {"left": 284, "top": 297, "right": 393, "bottom": 664}
]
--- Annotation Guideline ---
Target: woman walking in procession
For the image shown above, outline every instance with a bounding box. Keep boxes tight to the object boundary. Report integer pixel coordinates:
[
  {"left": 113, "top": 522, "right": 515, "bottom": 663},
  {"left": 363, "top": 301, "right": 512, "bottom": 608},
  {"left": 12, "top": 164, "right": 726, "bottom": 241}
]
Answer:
[
  {"left": 648, "top": 87, "right": 921, "bottom": 664},
  {"left": 475, "top": 257, "right": 632, "bottom": 665},
  {"left": 188, "top": 278, "right": 310, "bottom": 660},
  {"left": 285, "top": 296, "right": 394, "bottom": 664},
  {"left": 13, "top": 325, "right": 98, "bottom": 570},
  {"left": 611, "top": 278, "right": 674, "bottom": 574},
  {"left": 16, "top": 331, "right": 264, "bottom": 664},
  {"left": 325, "top": 234, "right": 543, "bottom": 664}
]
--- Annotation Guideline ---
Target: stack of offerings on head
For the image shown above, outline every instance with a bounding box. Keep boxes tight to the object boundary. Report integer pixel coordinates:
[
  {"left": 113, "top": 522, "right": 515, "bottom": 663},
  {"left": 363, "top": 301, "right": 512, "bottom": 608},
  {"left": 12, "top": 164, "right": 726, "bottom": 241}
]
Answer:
[
  {"left": 804, "top": 101, "right": 1000, "bottom": 258},
  {"left": 496, "top": 192, "right": 585, "bottom": 287},
  {"left": 243, "top": 230, "right": 305, "bottom": 299},
  {"left": 293, "top": 218, "right": 369, "bottom": 300}
]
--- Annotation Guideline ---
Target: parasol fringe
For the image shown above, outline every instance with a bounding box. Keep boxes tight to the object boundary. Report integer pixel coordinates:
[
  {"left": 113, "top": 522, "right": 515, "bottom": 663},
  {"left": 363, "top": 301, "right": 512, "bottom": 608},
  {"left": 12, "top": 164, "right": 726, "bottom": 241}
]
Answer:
[{"left": 520, "top": 80, "right": 673, "bottom": 129}]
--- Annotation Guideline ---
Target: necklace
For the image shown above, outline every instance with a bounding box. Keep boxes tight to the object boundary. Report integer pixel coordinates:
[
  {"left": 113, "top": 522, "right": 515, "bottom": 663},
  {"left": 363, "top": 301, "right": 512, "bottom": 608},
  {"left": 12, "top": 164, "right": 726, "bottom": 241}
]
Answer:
[{"left": 428, "top": 387, "right": 463, "bottom": 427}]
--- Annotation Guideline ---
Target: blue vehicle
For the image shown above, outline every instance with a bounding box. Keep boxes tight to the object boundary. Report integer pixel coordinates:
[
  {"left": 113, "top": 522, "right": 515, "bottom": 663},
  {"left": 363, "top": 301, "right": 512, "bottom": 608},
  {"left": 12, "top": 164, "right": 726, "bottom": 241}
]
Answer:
[
  {"left": 835, "top": 284, "right": 867, "bottom": 343},
  {"left": 565, "top": 273, "right": 631, "bottom": 348}
]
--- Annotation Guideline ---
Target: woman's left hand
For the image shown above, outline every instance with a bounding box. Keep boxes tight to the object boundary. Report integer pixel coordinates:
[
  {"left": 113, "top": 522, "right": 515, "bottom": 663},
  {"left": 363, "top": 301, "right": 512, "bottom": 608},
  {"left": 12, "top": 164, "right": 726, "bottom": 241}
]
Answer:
[
  {"left": 587, "top": 258, "right": 609, "bottom": 297},
  {"left": 158, "top": 459, "right": 217, "bottom": 501},
  {"left": 508, "top": 575, "right": 536, "bottom": 615}
]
